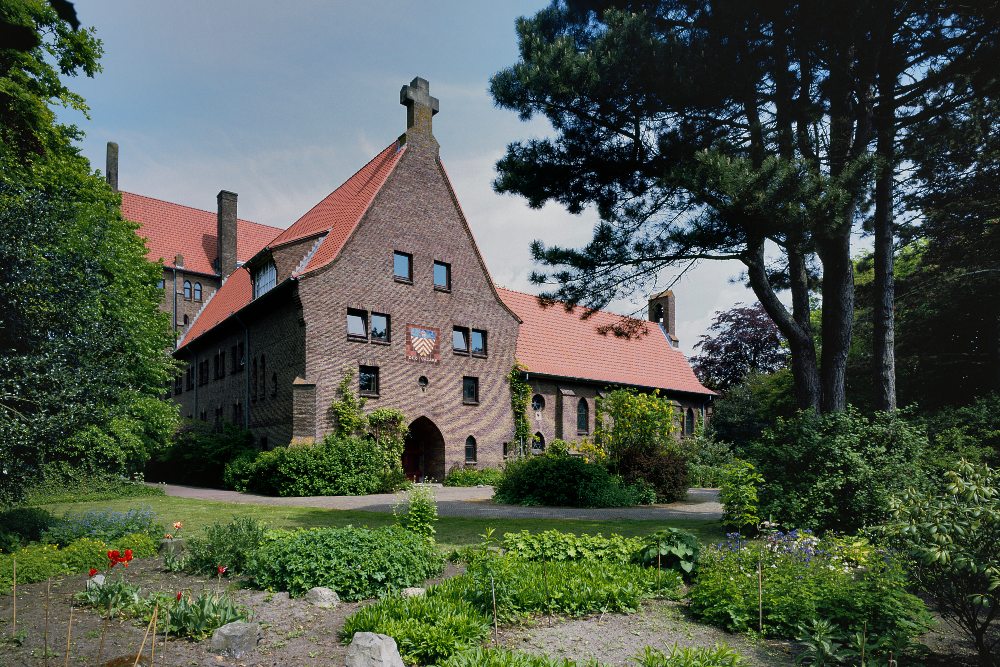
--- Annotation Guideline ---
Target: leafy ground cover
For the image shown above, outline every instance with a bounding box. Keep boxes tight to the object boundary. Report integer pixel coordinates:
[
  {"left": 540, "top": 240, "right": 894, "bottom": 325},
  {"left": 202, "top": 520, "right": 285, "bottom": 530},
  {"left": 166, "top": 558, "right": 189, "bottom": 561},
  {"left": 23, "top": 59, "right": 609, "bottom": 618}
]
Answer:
[{"left": 38, "top": 496, "right": 725, "bottom": 549}]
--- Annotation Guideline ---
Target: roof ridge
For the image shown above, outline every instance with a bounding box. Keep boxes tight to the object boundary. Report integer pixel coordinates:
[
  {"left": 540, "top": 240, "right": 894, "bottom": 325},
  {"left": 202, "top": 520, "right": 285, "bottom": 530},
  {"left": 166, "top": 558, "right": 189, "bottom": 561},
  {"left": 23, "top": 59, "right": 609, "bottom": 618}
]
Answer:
[
  {"left": 495, "top": 285, "right": 652, "bottom": 324},
  {"left": 121, "top": 190, "right": 282, "bottom": 231}
]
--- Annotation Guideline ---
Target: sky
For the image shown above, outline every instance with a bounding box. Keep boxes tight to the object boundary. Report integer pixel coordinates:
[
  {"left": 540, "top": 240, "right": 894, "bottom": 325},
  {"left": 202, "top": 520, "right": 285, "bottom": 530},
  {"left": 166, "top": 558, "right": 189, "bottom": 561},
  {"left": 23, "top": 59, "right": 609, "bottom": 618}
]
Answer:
[{"left": 64, "top": 0, "right": 760, "bottom": 356}]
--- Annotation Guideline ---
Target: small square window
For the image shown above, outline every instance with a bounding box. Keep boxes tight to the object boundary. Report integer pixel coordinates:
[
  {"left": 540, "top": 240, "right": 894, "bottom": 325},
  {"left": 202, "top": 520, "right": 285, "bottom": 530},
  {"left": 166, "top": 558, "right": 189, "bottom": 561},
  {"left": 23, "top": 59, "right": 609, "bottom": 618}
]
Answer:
[
  {"left": 347, "top": 309, "right": 368, "bottom": 339},
  {"left": 371, "top": 313, "right": 390, "bottom": 343},
  {"left": 433, "top": 261, "right": 451, "bottom": 291},
  {"left": 359, "top": 365, "right": 380, "bottom": 396},
  {"left": 463, "top": 376, "right": 479, "bottom": 404},
  {"left": 471, "top": 329, "right": 487, "bottom": 356},
  {"left": 393, "top": 251, "right": 412, "bottom": 282},
  {"left": 453, "top": 327, "right": 469, "bottom": 354}
]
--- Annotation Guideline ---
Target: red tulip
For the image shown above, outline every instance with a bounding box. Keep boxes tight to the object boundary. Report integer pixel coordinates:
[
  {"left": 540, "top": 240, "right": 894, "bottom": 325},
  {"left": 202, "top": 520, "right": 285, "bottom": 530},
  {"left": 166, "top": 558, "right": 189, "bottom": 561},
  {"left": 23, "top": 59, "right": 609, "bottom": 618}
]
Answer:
[
  {"left": 217, "top": 565, "right": 227, "bottom": 575},
  {"left": 176, "top": 592, "right": 182, "bottom": 601},
  {"left": 123, "top": 549, "right": 133, "bottom": 561},
  {"left": 88, "top": 568, "right": 98, "bottom": 577}
]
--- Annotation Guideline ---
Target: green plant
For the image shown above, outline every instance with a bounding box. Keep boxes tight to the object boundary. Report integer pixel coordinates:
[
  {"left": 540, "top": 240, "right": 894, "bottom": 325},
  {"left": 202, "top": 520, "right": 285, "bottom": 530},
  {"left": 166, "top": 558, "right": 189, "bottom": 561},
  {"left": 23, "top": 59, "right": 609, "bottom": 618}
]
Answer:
[
  {"left": 719, "top": 460, "right": 763, "bottom": 531},
  {"left": 158, "top": 590, "right": 247, "bottom": 640},
  {"left": 42, "top": 506, "right": 162, "bottom": 546},
  {"left": 594, "top": 388, "right": 677, "bottom": 466},
  {"left": 250, "top": 526, "right": 443, "bottom": 599},
  {"left": 0, "top": 507, "right": 56, "bottom": 552},
  {"left": 501, "top": 529, "right": 643, "bottom": 564},
  {"left": 689, "top": 531, "right": 930, "bottom": 643},
  {"left": 22, "top": 469, "right": 164, "bottom": 505},
  {"left": 441, "top": 647, "right": 599, "bottom": 666},
  {"left": 75, "top": 577, "right": 145, "bottom": 618},
  {"left": 395, "top": 484, "right": 438, "bottom": 540},
  {"left": 616, "top": 447, "right": 689, "bottom": 503},
  {"left": 443, "top": 466, "right": 505, "bottom": 487},
  {"left": 494, "top": 454, "right": 646, "bottom": 508},
  {"left": 749, "top": 408, "right": 928, "bottom": 531},
  {"left": 681, "top": 434, "right": 734, "bottom": 488},
  {"left": 635, "top": 644, "right": 745, "bottom": 667},
  {"left": 146, "top": 421, "right": 257, "bottom": 488},
  {"left": 635, "top": 528, "right": 701, "bottom": 575},
  {"left": 509, "top": 362, "right": 533, "bottom": 457},
  {"left": 0, "top": 533, "right": 155, "bottom": 592},
  {"left": 882, "top": 460, "right": 1000, "bottom": 665},
  {"left": 184, "top": 516, "right": 268, "bottom": 576},
  {"left": 342, "top": 593, "right": 490, "bottom": 665}
]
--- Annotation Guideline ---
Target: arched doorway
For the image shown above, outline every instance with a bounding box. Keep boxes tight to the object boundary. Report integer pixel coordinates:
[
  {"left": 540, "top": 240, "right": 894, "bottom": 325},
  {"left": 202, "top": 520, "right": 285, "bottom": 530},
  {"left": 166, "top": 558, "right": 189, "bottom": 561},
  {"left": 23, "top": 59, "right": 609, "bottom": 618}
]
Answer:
[{"left": 403, "top": 416, "right": 446, "bottom": 482}]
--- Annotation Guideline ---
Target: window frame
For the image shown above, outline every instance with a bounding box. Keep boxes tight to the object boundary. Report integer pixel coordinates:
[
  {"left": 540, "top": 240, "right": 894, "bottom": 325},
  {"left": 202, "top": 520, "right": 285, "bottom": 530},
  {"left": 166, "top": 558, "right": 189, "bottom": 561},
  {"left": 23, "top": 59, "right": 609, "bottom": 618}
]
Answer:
[
  {"left": 183, "top": 280, "right": 192, "bottom": 300},
  {"left": 193, "top": 282, "right": 203, "bottom": 301},
  {"left": 577, "top": 398, "right": 590, "bottom": 435},
  {"left": 531, "top": 394, "right": 545, "bottom": 412},
  {"left": 470, "top": 329, "right": 488, "bottom": 357},
  {"left": 252, "top": 261, "right": 277, "bottom": 299},
  {"left": 433, "top": 260, "right": 451, "bottom": 292},
  {"left": 453, "top": 326, "right": 470, "bottom": 355},
  {"left": 393, "top": 251, "right": 413, "bottom": 283},
  {"left": 462, "top": 376, "right": 480, "bottom": 405},
  {"left": 465, "top": 436, "right": 477, "bottom": 464},
  {"left": 359, "top": 365, "right": 380, "bottom": 397},
  {"left": 685, "top": 408, "right": 696, "bottom": 436},
  {"left": 370, "top": 312, "right": 391, "bottom": 344},
  {"left": 347, "top": 308, "right": 369, "bottom": 341}
]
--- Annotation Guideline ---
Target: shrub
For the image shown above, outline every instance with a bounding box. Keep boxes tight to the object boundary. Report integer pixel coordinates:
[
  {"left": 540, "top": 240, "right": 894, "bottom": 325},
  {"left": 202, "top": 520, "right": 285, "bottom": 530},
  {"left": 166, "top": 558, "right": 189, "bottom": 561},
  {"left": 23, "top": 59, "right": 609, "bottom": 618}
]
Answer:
[
  {"left": 395, "top": 485, "right": 438, "bottom": 540},
  {"left": 184, "top": 516, "right": 268, "bottom": 576},
  {"left": 493, "top": 454, "right": 647, "bottom": 508},
  {"left": 145, "top": 421, "right": 257, "bottom": 488},
  {"left": 616, "top": 448, "right": 689, "bottom": 502},
  {"left": 0, "top": 507, "right": 57, "bottom": 552},
  {"left": 441, "top": 647, "right": 598, "bottom": 666},
  {"left": 42, "top": 506, "right": 162, "bottom": 546},
  {"left": 23, "top": 466, "right": 163, "bottom": 505},
  {"left": 882, "top": 460, "right": 1000, "bottom": 664},
  {"left": 635, "top": 644, "right": 745, "bottom": 667},
  {"left": 250, "top": 526, "right": 443, "bottom": 599},
  {"left": 229, "top": 435, "right": 403, "bottom": 497},
  {"left": 443, "top": 466, "right": 505, "bottom": 487},
  {"left": 341, "top": 593, "right": 490, "bottom": 665},
  {"left": 594, "top": 388, "right": 677, "bottom": 465},
  {"left": 749, "top": 408, "right": 928, "bottom": 531},
  {"left": 689, "top": 531, "right": 930, "bottom": 645},
  {"left": 719, "top": 460, "right": 763, "bottom": 531},
  {"left": 681, "top": 434, "right": 733, "bottom": 488},
  {"left": 634, "top": 528, "right": 700, "bottom": 575},
  {"left": 501, "top": 530, "right": 643, "bottom": 564}
]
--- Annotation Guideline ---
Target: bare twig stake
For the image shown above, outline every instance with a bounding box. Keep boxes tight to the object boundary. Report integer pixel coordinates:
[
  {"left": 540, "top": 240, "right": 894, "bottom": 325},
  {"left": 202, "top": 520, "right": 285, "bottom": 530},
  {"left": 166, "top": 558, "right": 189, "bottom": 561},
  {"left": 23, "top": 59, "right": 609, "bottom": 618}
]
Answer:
[
  {"left": 161, "top": 623, "right": 170, "bottom": 667},
  {"left": 490, "top": 575, "right": 499, "bottom": 644},
  {"left": 541, "top": 555, "right": 550, "bottom": 627},
  {"left": 657, "top": 551, "right": 662, "bottom": 590},
  {"left": 133, "top": 603, "right": 157, "bottom": 667},
  {"left": 757, "top": 558, "right": 763, "bottom": 635},
  {"left": 96, "top": 595, "right": 112, "bottom": 664},
  {"left": 10, "top": 558, "right": 15, "bottom": 636},
  {"left": 149, "top": 604, "right": 158, "bottom": 665},
  {"left": 63, "top": 605, "right": 73, "bottom": 667},
  {"left": 43, "top": 579, "right": 51, "bottom": 667}
]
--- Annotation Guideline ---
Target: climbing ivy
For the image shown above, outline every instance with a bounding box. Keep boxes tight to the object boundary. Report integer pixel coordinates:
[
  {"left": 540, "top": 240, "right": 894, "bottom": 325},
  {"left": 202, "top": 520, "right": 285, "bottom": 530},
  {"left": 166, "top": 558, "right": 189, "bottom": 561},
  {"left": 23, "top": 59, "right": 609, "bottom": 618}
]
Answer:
[{"left": 508, "top": 362, "right": 533, "bottom": 457}]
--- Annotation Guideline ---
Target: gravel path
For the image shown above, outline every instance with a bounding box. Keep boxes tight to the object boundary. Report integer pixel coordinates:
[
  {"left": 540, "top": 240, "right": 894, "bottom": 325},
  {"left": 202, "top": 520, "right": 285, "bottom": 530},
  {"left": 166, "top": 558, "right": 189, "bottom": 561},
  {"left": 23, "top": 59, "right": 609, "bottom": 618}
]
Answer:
[{"left": 158, "top": 484, "right": 722, "bottom": 521}]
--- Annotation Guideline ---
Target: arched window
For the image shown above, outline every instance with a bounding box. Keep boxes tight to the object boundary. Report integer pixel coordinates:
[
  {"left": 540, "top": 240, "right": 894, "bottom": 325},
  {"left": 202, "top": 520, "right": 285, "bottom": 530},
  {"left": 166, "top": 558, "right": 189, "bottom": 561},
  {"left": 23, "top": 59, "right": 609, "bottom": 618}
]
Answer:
[
  {"left": 577, "top": 398, "right": 589, "bottom": 434},
  {"left": 193, "top": 282, "right": 203, "bottom": 301},
  {"left": 685, "top": 408, "right": 696, "bottom": 435},
  {"left": 534, "top": 432, "right": 545, "bottom": 450},
  {"left": 271, "top": 372, "right": 278, "bottom": 398},
  {"left": 182, "top": 314, "right": 189, "bottom": 326},
  {"left": 653, "top": 303, "right": 664, "bottom": 323},
  {"left": 531, "top": 394, "right": 545, "bottom": 412},
  {"left": 183, "top": 280, "right": 192, "bottom": 300},
  {"left": 465, "top": 436, "right": 477, "bottom": 463}
]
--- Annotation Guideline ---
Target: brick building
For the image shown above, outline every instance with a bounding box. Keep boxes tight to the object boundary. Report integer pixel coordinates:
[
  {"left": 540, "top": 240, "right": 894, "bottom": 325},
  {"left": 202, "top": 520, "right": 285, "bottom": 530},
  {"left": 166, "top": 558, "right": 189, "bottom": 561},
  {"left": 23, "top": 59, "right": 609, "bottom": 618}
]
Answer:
[{"left": 119, "top": 77, "right": 713, "bottom": 480}]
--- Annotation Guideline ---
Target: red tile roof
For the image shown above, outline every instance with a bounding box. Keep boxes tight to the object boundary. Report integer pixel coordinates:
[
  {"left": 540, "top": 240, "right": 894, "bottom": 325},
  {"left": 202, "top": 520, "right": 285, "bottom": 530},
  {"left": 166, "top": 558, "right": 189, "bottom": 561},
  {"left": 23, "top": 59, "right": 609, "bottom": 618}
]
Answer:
[
  {"left": 122, "top": 192, "right": 282, "bottom": 275},
  {"left": 496, "top": 288, "right": 714, "bottom": 396},
  {"left": 178, "top": 141, "right": 405, "bottom": 349}
]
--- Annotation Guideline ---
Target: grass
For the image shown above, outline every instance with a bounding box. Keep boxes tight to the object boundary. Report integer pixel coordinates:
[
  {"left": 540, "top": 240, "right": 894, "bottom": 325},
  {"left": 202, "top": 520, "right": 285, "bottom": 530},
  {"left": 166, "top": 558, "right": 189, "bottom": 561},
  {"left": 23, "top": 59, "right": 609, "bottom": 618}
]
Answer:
[{"left": 38, "top": 495, "right": 724, "bottom": 550}]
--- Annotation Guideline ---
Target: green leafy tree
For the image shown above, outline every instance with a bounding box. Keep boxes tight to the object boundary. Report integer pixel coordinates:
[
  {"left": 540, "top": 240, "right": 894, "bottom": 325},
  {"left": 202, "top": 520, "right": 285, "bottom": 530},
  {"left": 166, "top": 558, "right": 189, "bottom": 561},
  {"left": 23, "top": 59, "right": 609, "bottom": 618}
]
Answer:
[
  {"left": 595, "top": 388, "right": 676, "bottom": 465},
  {"left": 0, "top": 2, "right": 176, "bottom": 504},
  {"left": 884, "top": 461, "right": 1000, "bottom": 665}
]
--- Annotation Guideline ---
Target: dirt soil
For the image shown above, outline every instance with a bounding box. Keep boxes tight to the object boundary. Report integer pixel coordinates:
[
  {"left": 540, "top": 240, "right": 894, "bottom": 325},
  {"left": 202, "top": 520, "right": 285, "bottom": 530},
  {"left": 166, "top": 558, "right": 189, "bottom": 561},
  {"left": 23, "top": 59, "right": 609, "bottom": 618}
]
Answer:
[{"left": 0, "top": 559, "right": 984, "bottom": 667}]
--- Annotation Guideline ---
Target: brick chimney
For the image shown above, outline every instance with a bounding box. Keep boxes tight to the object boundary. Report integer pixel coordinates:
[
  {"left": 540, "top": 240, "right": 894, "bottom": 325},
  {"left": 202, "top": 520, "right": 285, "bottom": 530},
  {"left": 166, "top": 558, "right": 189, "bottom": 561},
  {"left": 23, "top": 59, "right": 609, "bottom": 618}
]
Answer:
[
  {"left": 216, "top": 190, "right": 238, "bottom": 277},
  {"left": 105, "top": 141, "right": 119, "bottom": 192},
  {"left": 648, "top": 290, "right": 679, "bottom": 347}
]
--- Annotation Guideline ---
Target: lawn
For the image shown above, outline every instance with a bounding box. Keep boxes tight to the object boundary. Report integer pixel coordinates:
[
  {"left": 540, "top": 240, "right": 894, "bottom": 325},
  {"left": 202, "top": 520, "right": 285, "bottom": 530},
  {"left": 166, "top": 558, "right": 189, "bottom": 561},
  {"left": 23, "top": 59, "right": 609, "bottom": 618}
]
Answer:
[{"left": 39, "top": 494, "right": 724, "bottom": 550}]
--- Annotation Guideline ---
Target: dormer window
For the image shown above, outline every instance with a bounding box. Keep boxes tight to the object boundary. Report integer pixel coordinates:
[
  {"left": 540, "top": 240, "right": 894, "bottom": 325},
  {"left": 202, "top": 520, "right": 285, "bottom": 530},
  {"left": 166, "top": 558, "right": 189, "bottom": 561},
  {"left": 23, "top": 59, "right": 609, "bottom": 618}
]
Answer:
[{"left": 253, "top": 261, "right": 277, "bottom": 298}]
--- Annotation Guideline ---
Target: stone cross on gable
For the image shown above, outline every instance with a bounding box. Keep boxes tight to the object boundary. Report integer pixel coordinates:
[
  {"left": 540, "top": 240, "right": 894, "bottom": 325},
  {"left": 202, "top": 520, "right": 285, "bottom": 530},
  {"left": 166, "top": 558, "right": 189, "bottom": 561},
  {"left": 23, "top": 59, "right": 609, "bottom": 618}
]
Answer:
[{"left": 400, "top": 77, "right": 439, "bottom": 135}]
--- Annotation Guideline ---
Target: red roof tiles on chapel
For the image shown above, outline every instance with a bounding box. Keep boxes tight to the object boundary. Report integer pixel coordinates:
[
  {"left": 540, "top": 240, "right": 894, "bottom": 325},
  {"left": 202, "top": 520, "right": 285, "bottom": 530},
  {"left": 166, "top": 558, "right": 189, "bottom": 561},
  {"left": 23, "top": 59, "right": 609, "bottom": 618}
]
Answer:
[
  {"left": 121, "top": 192, "right": 281, "bottom": 275},
  {"left": 178, "top": 141, "right": 405, "bottom": 349},
  {"left": 496, "top": 288, "right": 714, "bottom": 396}
]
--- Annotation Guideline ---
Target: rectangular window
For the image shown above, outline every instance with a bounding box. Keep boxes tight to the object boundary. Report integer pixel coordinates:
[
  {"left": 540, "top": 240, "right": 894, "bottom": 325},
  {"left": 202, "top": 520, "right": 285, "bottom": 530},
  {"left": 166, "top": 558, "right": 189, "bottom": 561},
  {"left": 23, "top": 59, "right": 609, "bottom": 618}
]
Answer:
[
  {"left": 198, "top": 360, "right": 209, "bottom": 386},
  {"left": 231, "top": 341, "right": 245, "bottom": 373},
  {"left": 393, "top": 251, "right": 412, "bottom": 282},
  {"left": 359, "top": 365, "right": 380, "bottom": 397},
  {"left": 453, "top": 326, "right": 469, "bottom": 354},
  {"left": 156, "top": 279, "right": 165, "bottom": 290},
  {"left": 463, "top": 376, "right": 479, "bottom": 404},
  {"left": 185, "top": 367, "right": 194, "bottom": 390},
  {"left": 433, "top": 261, "right": 451, "bottom": 291},
  {"left": 252, "top": 261, "right": 277, "bottom": 299},
  {"left": 371, "top": 312, "right": 390, "bottom": 343},
  {"left": 174, "top": 375, "right": 183, "bottom": 395},
  {"left": 471, "top": 329, "right": 487, "bottom": 356},
  {"left": 347, "top": 309, "right": 368, "bottom": 340}
]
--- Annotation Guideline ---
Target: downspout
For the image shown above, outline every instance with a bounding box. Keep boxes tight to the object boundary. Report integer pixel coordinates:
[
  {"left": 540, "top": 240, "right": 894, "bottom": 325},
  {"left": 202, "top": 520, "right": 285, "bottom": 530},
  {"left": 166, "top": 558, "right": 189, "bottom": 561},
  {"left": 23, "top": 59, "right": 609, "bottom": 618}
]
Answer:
[{"left": 234, "top": 313, "right": 250, "bottom": 429}]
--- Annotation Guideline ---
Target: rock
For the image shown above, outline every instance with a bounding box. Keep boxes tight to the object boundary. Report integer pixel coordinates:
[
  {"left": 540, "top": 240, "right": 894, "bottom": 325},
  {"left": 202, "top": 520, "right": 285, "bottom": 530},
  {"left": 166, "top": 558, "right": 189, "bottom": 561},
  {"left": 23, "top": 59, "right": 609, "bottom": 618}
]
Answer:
[
  {"left": 401, "top": 587, "right": 425, "bottom": 597},
  {"left": 158, "top": 538, "right": 186, "bottom": 557},
  {"left": 345, "top": 633, "right": 405, "bottom": 667},
  {"left": 305, "top": 586, "right": 340, "bottom": 608},
  {"left": 88, "top": 574, "right": 105, "bottom": 588},
  {"left": 210, "top": 621, "right": 260, "bottom": 659}
]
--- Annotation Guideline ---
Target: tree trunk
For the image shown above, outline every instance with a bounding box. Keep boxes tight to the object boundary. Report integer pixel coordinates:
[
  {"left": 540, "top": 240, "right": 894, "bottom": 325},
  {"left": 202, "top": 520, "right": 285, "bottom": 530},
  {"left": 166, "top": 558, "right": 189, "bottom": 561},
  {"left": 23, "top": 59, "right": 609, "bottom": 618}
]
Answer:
[
  {"left": 745, "top": 238, "right": 820, "bottom": 411},
  {"left": 873, "top": 14, "right": 898, "bottom": 411},
  {"left": 817, "top": 230, "right": 854, "bottom": 413}
]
